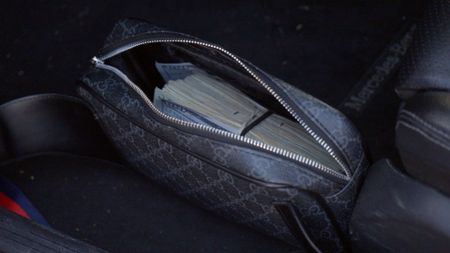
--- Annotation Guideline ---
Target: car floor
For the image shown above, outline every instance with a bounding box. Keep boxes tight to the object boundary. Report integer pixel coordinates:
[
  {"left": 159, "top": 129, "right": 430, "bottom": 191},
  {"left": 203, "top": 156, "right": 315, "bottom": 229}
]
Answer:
[{"left": 0, "top": 1, "right": 423, "bottom": 252}]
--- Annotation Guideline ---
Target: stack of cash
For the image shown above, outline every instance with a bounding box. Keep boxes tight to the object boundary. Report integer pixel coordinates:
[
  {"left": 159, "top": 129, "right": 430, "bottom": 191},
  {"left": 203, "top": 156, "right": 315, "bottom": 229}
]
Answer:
[{"left": 154, "top": 62, "right": 338, "bottom": 169}]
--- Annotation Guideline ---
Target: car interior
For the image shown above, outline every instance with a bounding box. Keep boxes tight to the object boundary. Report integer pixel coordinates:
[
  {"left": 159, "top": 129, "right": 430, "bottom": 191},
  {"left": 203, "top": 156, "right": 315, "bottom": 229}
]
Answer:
[{"left": 0, "top": 1, "right": 449, "bottom": 252}]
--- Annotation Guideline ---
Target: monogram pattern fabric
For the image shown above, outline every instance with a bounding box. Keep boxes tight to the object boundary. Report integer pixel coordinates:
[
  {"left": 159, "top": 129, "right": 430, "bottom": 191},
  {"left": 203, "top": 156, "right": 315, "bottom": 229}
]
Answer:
[{"left": 80, "top": 19, "right": 368, "bottom": 252}]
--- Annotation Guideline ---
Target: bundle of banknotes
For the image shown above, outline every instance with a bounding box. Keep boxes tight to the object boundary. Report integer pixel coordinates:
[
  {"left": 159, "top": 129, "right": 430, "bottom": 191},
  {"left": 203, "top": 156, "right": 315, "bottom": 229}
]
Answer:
[{"left": 154, "top": 62, "right": 337, "bottom": 168}]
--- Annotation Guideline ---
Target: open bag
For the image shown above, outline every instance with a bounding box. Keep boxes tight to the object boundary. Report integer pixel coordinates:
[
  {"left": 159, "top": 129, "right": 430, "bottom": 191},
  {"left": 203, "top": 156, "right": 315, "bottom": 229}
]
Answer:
[{"left": 78, "top": 18, "right": 367, "bottom": 252}]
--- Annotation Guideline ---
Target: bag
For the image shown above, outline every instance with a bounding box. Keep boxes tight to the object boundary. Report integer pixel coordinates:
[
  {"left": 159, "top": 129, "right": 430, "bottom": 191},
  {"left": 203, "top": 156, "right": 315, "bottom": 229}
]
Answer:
[{"left": 79, "top": 18, "right": 367, "bottom": 252}]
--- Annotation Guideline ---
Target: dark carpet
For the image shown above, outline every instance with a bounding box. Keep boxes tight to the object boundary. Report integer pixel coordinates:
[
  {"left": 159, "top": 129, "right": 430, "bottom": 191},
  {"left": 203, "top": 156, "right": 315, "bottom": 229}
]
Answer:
[
  {"left": 0, "top": 153, "right": 296, "bottom": 253},
  {"left": 1, "top": 1, "right": 420, "bottom": 106}
]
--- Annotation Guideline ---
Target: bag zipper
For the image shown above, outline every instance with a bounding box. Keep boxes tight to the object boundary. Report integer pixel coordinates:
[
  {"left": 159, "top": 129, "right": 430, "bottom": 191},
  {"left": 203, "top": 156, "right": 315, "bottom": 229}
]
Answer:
[{"left": 92, "top": 38, "right": 351, "bottom": 181}]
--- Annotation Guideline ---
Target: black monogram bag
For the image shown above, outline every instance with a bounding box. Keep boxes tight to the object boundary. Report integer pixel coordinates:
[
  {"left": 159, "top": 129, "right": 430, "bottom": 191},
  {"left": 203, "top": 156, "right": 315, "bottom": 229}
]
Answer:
[{"left": 79, "top": 19, "right": 367, "bottom": 252}]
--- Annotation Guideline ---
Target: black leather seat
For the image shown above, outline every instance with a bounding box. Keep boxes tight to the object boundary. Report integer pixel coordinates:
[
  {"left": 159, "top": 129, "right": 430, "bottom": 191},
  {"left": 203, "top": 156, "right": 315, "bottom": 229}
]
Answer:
[
  {"left": 0, "top": 94, "right": 117, "bottom": 161},
  {"left": 396, "top": 92, "right": 450, "bottom": 195},
  {"left": 396, "top": 0, "right": 450, "bottom": 195},
  {"left": 349, "top": 1, "right": 450, "bottom": 252},
  {"left": 350, "top": 160, "right": 450, "bottom": 253}
]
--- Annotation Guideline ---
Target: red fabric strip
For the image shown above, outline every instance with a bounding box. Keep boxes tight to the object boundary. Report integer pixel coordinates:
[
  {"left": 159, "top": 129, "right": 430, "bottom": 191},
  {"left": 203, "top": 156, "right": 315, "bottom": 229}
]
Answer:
[{"left": 0, "top": 192, "right": 30, "bottom": 219}]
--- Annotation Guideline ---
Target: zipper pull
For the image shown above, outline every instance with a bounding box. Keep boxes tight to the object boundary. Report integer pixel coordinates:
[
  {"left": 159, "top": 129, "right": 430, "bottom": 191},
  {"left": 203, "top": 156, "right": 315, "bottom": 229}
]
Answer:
[{"left": 91, "top": 56, "right": 104, "bottom": 66}]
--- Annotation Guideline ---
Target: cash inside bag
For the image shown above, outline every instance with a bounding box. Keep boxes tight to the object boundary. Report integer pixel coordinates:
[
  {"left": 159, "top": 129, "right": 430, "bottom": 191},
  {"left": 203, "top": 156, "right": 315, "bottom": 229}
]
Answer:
[{"left": 153, "top": 62, "right": 338, "bottom": 169}]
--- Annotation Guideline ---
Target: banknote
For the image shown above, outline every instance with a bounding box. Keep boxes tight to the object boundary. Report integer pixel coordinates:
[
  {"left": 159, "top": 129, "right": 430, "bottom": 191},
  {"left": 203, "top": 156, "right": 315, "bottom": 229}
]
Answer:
[
  {"left": 246, "top": 114, "right": 338, "bottom": 169},
  {"left": 154, "top": 69, "right": 268, "bottom": 134},
  {"left": 153, "top": 62, "right": 337, "bottom": 168},
  {"left": 155, "top": 62, "right": 205, "bottom": 82},
  {"left": 154, "top": 92, "right": 226, "bottom": 131}
]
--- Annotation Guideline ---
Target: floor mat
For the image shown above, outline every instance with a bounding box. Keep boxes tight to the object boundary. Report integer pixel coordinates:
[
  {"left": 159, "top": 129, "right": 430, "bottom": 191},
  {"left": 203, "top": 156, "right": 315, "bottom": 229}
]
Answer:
[{"left": 0, "top": 153, "right": 296, "bottom": 253}]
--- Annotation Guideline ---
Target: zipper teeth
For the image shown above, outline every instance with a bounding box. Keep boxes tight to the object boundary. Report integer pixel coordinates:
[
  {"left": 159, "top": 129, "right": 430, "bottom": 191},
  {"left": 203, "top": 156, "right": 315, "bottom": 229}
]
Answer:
[{"left": 96, "top": 39, "right": 351, "bottom": 180}]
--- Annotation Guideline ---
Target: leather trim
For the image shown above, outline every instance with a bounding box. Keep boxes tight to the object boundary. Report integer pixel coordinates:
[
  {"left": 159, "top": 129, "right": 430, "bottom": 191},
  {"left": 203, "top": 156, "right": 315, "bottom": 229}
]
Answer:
[
  {"left": 350, "top": 159, "right": 450, "bottom": 253},
  {"left": 0, "top": 94, "right": 118, "bottom": 162},
  {"left": 396, "top": 91, "right": 450, "bottom": 195},
  {"left": 397, "top": 110, "right": 450, "bottom": 151}
]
